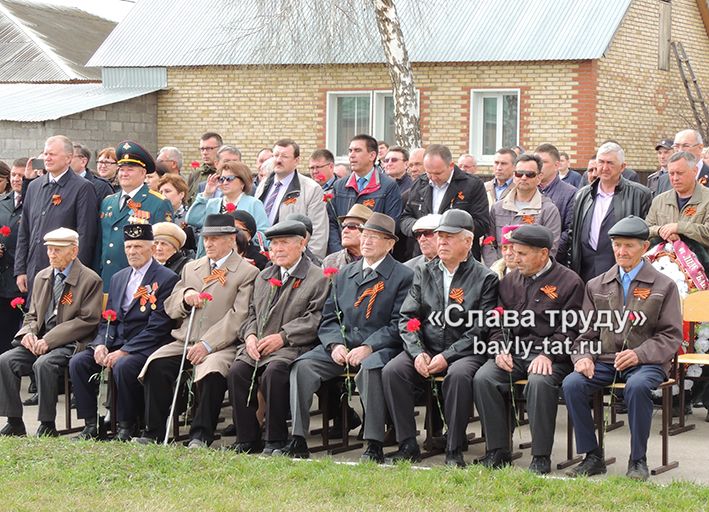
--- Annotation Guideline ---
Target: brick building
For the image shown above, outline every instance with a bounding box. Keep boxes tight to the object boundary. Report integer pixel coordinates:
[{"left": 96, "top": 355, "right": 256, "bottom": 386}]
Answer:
[{"left": 88, "top": 0, "right": 709, "bottom": 173}]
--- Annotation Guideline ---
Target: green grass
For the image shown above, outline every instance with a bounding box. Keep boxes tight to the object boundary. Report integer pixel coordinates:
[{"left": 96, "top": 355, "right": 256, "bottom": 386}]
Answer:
[{"left": 0, "top": 437, "right": 706, "bottom": 511}]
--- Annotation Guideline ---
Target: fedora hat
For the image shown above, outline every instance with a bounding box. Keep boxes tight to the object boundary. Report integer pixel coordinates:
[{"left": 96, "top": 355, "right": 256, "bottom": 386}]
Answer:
[{"left": 359, "top": 212, "right": 398, "bottom": 241}]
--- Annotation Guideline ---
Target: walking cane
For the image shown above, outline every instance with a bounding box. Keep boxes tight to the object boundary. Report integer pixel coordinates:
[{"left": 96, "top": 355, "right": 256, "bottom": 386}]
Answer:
[{"left": 163, "top": 305, "right": 197, "bottom": 445}]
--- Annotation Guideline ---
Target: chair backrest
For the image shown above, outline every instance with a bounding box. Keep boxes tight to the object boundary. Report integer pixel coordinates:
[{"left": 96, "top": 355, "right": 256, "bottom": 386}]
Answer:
[{"left": 683, "top": 290, "right": 709, "bottom": 322}]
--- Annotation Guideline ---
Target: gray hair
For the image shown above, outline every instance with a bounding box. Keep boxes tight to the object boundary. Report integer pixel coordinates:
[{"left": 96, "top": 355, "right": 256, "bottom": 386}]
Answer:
[
  {"left": 668, "top": 150, "right": 698, "bottom": 169},
  {"left": 676, "top": 129, "right": 703, "bottom": 146},
  {"left": 46, "top": 135, "right": 73, "bottom": 155},
  {"left": 596, "top": 142, "right": 625, "bottom": 164},
  {"left": 158, "top": 146, "right": 183, "bottom": 170},
  {"left": 217, "top": 145, "right": 242, "bottom": 161}
]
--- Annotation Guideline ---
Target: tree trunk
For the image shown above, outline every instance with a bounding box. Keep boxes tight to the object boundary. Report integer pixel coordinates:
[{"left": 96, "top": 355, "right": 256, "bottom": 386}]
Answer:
[{"left": 371, "top": 0, "right": 421, "bottom": 149}]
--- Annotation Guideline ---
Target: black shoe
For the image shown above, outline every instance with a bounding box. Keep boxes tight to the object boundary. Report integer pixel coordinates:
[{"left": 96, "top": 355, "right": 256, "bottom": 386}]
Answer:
[
  {"left": 614, "top": 403, "right": 628, "bottom": 414},
  {"left": 444, "top": 449, "right": 466, "bottom": 468},
  {"left": 36, "top": 422, "right": 59, "bottom": 438},
  {"left": 382, "top": 426, "right": 397, "bottom": 447},
  {"left": 626, "top": 456, "right": 649, "bottom": 481},
  {"left": 28, "top": 380, "right": 37, "bottom": 394},
  {"left": 0, "top": 422, "right": 26, "bottom": 437},
  {"left": 385, "top": 438, "right": 421, "bottom": 464},
  {"left": 262, "top": 440, "right": 287, "bottom": 456},
  {"left": 221, "top": 423, "right": 236, "bottom": 436},
  {"left": 327, "top": 409, "right": 362, "bottom": 439},
  {"left": 22, "top": 393, "right": 38, "bottom": 406},
  {"left": 115, "top": 422, "right": 136, "bottom": 442},
  {"left": 132, "top": 430, "right": 161, "bottom": 445},
  {"left": 566, "top": 452, "right": 607, "bottom": 477},
  {"left": 272, "top": 436, "right": 310, "bottom": 459},
  {"left": 228, "top": 440, "right": 264, "bottom": 454},
  {"left": 360, "top": 441, "right": 384, "bottom": 464},
  {"left": 73, "top": 424, "right": 98, "bottom": 441},
  {"left": 477, "top": 449, "right": 512, "bottom": 469},
  {"left": 528, "top": 455, "right": 551, "bottom": 475}
]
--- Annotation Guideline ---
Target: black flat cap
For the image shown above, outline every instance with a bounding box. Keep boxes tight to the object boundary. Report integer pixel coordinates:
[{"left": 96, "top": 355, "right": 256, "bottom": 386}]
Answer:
[
  {"left": 116, "top": 140, "right": 156, "bottom": 174},
  {"left": 202, "top": 214, "right": 237, "bottom": 236},
  {"left": 435, "top": 209, "right": 473, "bottom": 234},
  {"left": 608, "top": 215, "right": 649, "bottom": 240},
  {"left": 228, "top": 210, "right": 257, "bottom": 237},
  {"left": 506, "top": 224, "right": 553, "bottom": 250},
  {"left": 266, "top": 220, "right": 307, "bottom": 240},
  {"left": 286, "top": 213, "right": 313, "bottom": 235},
  {"left": 123, "top": 223, "right": 153, "bottom": 241}
]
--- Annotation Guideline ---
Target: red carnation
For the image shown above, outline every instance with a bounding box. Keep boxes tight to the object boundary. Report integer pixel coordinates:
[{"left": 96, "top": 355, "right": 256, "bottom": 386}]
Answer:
[
  {"left": 406, "top": 318, "right": 422, "bottom": 333},
  {"left": 323, "top": 267, "right": 339, "bottom": 278},
  {"left": 482, "top": 236, "right": 496, "bottom": 246},
  {"left": 492, "top": 306, "right": 504, "bottom": 317},
  {"left": 313, "top": 172, "right": 325, "bottom": 182},
  {"left": 224, "top": 202, "right": 236, "bottom": 213},
  {"left": 10, "top": 297, "right": 25, "bottom": 309},
  {"left": 268, "top": 278, "right": 283, "bottom": 287},
  {"left": 629, "top": 312, "right": 636, "bottom": 322},
  {"left": 199, "top": 292, "right": 213, "bottom": 302},
  {"left": 191, "top": 161, "right": 200, "bottom": 169},
  {"left": 102, "top": 309, "right": 117, "bottom": 322},
  {"left": 0, "top": 225, "right": 10, "bottom": 237},
  {"left": 323, "top": 193, "right": 334, "bottom": 202}
]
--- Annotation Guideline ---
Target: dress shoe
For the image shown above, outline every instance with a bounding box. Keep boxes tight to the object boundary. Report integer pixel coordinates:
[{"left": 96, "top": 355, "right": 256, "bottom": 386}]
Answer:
[
  {"left": 626, "top": 456, "right": 649, "bottom": 481},
  {"left": 187, "top": 438, "right": 208, "bottom": 449},
  {"left": 327, "top": 409, "right": 362, "bottom": 439},
  {"left": 36, "top": 422, "right": 59, "bottom": 438},
  {"left": 221, "top": 423, "right": 236, "bottom": 436},
  {"left": 566, "top": 452, "right": 607, "bottom": 477},
  {"left": 444, "top": 450, "right": 466, "bottom": 468},
  {"left": 22, "top": 393, "right": 38, "bottom": 406},
  {"left": 528, "top": 455, "right": 551, "bottom": 475},
  {"left": 115, "top": 422, "right": 137, "bottom": 442},
  {"left": 28, "top": 379, "right": 37, "bottom": 394},
  {"left": 262, "top": 440, "right": 287, "bottom": 456},
  {"left": 477, "top": 449, "right": 512, "bottom": 469},
  {"left": 272, "top": 436, "right": 310, "bottom": 459},
  {"left": 382, "top": 426, "right": 397, "bottom": 447},
  {"left": 385, "top": 438, "right": 421, "bottom": 464},
  {"left": 359, "top": 441, "right": 384, "bottom": 464},
  {"left": 132, "top": 430, "right": 160, "bottom": 445},
  {"left": 0, "top": 422, "right": 26, "bottom": 437},
  {"left": 228, "top": 440, "right": 264, "bottom": 454},
  {"left": 73, "top": 424, "right": 99, "bottom": 441}
]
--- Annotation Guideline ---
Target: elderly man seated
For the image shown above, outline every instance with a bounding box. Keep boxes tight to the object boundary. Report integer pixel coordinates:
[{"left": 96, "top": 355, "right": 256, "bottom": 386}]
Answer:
[
  {"left": 0, "top": 228, "right": 102, "bottom": 437},
  {"left": 563, "top": 216, "right": 682, "bottom": 481}
]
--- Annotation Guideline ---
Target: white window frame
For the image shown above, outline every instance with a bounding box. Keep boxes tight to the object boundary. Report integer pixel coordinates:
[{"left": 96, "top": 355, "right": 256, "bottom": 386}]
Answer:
[
  {"left": 326, "top": 89, "right": 420, "bottom": 158},
  {"left": 469, "top": 88, "right": 520, "bottom": 165}
]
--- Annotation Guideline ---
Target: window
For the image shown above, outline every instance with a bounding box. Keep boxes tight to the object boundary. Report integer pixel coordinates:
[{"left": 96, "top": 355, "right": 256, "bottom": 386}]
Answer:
[
  {"left": 470, "top": 89, "right": 520, "bottom": 164},
  {"left": 326, "top": 90, "right": 418, "bottom": 157}
]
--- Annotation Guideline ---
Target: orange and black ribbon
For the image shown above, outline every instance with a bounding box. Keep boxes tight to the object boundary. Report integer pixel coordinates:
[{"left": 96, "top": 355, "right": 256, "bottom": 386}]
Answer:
[
  {"left": 449, "top": 288, "right": 464, "bottom": 304},
  {"left": 203, "top": 268, "right": 227, "bottom": 286},
  {"left": 633, "top": 287, "right": 651, "bottom": 300},
  {"left": 540, "top": 285, "right": 558, "bottom": 300},
  {"left": 354, "top": 281, "right": 385, "bottom": 319},
  {"left": 60, "top": 291, "right": 72, "bottom": 305}
]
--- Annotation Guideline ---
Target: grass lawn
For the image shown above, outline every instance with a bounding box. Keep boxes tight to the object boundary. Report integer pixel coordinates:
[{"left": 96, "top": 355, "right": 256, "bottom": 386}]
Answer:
[{"left": 0, "top": 437, "right": 706, "bottom": 511}]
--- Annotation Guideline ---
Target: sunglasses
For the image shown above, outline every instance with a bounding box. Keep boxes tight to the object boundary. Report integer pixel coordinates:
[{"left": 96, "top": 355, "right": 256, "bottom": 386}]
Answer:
[
  {"left": 415, "top": 230, "right": 435, "bottom": 239},
  {"left": 342, "top": 223, "right": 362, "bottom": 231},
  {"left": 514, "top": 171, "right": 538, "bottom": 178},
  {"left": 218, "top": 175, "right": 239, "bottom": 183},
  {"left": 383, "top": 157, "right": 402, "bottom": 164}
]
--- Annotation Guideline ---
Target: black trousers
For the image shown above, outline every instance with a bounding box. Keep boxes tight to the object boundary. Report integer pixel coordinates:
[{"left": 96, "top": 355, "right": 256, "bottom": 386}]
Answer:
[
  {"left": 143, "top": 356, "right": 226, "bottom": 443},
  {"left": 228, "top": 359, "right": 290, "bottom": 443}
]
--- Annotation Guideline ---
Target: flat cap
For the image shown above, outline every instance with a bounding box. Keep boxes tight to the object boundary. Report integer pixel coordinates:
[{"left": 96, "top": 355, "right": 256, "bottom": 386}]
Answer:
[
  {"left": 116, "top": 140, "right": 155, "bottom": 174},
  {"left": 286, "top": 213, "right": 313, "bottom": 235},
  {"left": 507, "top": 224, "right": 553, "bottom": 250},
  {"left": 123, "top": 223, "right": 153, "bottom": 241},
  {"left": 435, "top": 209, "right": 473, "bottom": 234},
  {"left": 43, "top": 227, "right": 79, "bottom": 246},
  {"left": 360, "top": 212, "right": 398, "bottom": 241},
  {"left": 153, "top": 221, "right": 186, "bottom": 250},
  {"left": 202, "top": 214, "right": 237, "bottom": 236},
  {"left": 338, "top": 203, "right": 373, "bottom": 223},
  {"left": 608, "top": 215, "right": 649, "bottom": 240},
  {"left": 412, "top": 214, "right": 442, "bottom": 233},
  {"left": 655, "top": 138, "right": 673, "bottom": 151},
  {"left": 266, "top": 220, "right": 307, "bottom": 240}
]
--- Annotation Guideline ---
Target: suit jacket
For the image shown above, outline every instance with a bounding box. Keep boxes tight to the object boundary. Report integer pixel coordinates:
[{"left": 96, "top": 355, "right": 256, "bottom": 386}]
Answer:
[
  {"left": 14, "top": 259, "right": 102, "bottom": 350},
  {"left": 560, "top": 170, "right": 582, "bottom": 188},
  {"left": 236, "top": 257, "right": 329, "bottom": 366},
  {"left": 299, "top": 253, "right": 413, "bottom": 369},
  {"left": 645, "top": 184, "right": 709, "bottom": 249},
  {"left": 98, "top": 184, "right": 173, "bottom": 291},
  {"left": 400, "top": 167, "right": 490, "bottom": 261},
  {"left": 257, "top": 171, "right": 328, "bottom": 258},
  {"left": 0, "top": 192, "right": 22, "bottom": 298},
  {"left": 90, "top": 259, "right": 179, "bottom": 356},
  {"left": 140, "top": 250, "right": 259, "bottom": 381},
  {"left": 539, "top": 174, "right": 576, "bottom": 266},
  {"left": 571, "top": 259, "right": 682, "bottom": 376},
  {"left": 81, "top": 170, "right": 114, "bottom": 202},
  {"left": 14, "top": 170, "right": 98, "bottom": 292}
]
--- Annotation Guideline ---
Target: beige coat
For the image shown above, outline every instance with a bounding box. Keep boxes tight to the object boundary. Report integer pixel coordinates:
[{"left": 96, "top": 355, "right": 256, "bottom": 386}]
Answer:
[
  {"left": 484, "top": 179, "right": 515, "bottom": 208},
  {"left": 645, "top": 184, "right": 709, "bottom": 248},
  {"left": 139, "top": 250, "right": 259, "bottom": 382},
  {"left": 15, "top": 259, "right": 102, "bottom": 350},
  {"left": 235, "top": 257, "right": 329, "bottom": 366}
]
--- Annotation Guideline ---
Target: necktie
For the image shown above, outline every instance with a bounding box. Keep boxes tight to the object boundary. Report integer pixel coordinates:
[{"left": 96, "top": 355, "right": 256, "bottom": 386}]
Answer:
[
  {"left": 45, "top": 273, "right": 65, "bottom": 329},
  {"left": 622, "top": 273, "right": 632, "bottom": 303},
  {"left": 357, "top": 177, "right": 367, "bottom": 192},
  {"left": 362, "top": 267, "right": 373, "bottom": 280},
  {"left": 282, "top": 270, "right": 290, "bottom": 284},
  {"left": 53, "top": 273, "right": 65, "bottom": 309},
  {"left": 14, "top": 194, "right": 21, "bottom": 209},
  {"left": 121, "top": 194, "right": 130, "bottom": 210},
  {"left": 264, "top": 181, "right": 283, "bottom": 217},
  {"left": 211, "top": 261, "right": 218, "bottom": 272}
]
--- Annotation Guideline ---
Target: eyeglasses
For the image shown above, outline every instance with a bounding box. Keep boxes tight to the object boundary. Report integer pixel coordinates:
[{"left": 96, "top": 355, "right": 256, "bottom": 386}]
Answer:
[
  {"left": 360, "top": 233, "right": 387, "bottom": 241},
  {"left": 308, "top": 163, "right": 330, "bottom": 172},
  {"left": 97, "top": 160, "right": 117, "bottom": 166},
  {"left": 199, "top": 146, "right": 218, "bottom": 152},
  {"left": 218, "top": 175, "right": 239, "bottom": 183},
  {"left": 514, "top": 171, "right": 538, "bottom": 178},
  {"left": 342, "top": 223, "right": 361, "bottom": 231},
  {"left": 672, "top": 143, "right": 700, "bottom": 150},
  {"left": 415, "top": 230, "right": 435, "bottom": 239},
  {"left": 383, "top": 157, "right": 403, "bottom": 164}
]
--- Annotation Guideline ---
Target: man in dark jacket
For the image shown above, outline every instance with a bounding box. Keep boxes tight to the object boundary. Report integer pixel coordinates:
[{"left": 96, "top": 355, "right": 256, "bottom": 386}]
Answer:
[
  {"left": 474, "top": 225, "right": 584, "bottom": 474},
  {"left": 570, "top": 142, "right": 652, "bottom": 282},
  {"left": 0, "top": 162, "right": 24, "bottom": 353},
  {"left": 72, "top": 144, "right": 114, "bottom": 202},
  {"left": 400, "top": 145, "right": 490, "bottom": 262},
  {"left": 383, "top": 209, "right": 498, "bottom": 467}
]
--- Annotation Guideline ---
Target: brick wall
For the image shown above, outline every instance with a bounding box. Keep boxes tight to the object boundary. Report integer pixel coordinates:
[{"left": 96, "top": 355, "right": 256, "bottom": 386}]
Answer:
[{"left": 0, "top": 93, "right": 157, "bottom": 165}]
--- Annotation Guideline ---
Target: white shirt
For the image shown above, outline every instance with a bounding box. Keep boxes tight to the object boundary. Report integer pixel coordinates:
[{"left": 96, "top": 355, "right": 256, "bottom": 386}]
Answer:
[
  {"left": 48, "top": 168, "right": 70, "bottom": 183},
  {"left": 362, "top": 255, "right": 386, "bottom": 275},
  {"left": 438, "top": 259, "right": 458, "bottom": 304},
  {"left": 431, "top": 172, "right": 454, "bottom": 213},
  {"left": 209, "top": 250, "right": 233, "bottom": 270},
  {"left": 120, "top": 184, "right": 144, "bottom": 207},
  {"left": 589, "top": 187, "right": 615, "bottom": 250},
  {"left": 122, "top": 258, "right": 152, "bottom": 311},
  {"left": 280, "top": 257, "right": 302, "bottom": 283}
]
